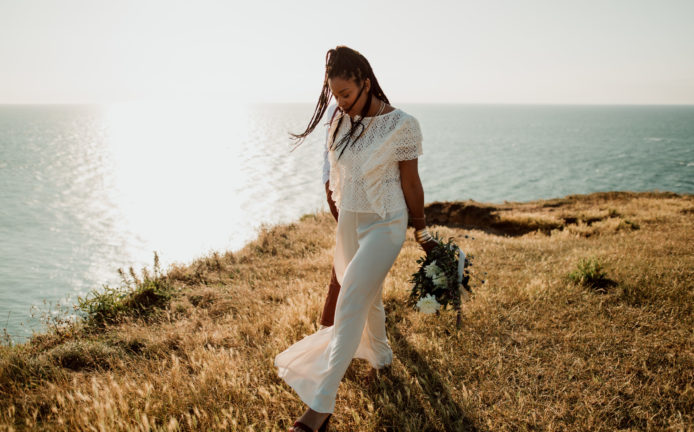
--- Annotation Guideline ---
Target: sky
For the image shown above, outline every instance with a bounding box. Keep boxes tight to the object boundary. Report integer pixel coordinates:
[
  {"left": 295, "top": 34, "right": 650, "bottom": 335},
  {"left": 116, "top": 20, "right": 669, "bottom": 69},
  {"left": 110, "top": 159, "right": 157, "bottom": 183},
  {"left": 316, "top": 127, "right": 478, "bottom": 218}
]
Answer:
[{"left": 1, "top": 0, "right": 693, "bottom": 105}]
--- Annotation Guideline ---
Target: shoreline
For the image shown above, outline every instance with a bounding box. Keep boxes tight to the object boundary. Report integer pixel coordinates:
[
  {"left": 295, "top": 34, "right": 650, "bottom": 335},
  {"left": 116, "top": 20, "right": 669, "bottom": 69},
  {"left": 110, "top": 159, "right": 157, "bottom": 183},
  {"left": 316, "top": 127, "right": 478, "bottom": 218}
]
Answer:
[{"left": 2, "top": 189, "right": 692, "bottom": 346}]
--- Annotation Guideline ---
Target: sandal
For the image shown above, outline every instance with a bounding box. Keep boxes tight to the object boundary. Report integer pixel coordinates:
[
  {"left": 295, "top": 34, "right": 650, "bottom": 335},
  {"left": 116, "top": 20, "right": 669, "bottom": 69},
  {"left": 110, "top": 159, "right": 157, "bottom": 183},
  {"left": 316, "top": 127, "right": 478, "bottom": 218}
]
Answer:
[{"left": 289, "top": 413, "right": 332, "bottom": 432}]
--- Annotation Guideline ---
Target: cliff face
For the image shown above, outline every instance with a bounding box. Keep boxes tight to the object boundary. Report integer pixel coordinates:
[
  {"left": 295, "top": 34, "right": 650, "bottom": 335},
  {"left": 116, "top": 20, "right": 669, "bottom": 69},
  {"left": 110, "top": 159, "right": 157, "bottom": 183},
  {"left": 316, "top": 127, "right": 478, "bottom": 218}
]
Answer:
[
  {"left": 1, "top": 191, "right": 692, "bottom": 431},
  {"left": 424, "top": 191, "right": 683, "bottom": 236}
]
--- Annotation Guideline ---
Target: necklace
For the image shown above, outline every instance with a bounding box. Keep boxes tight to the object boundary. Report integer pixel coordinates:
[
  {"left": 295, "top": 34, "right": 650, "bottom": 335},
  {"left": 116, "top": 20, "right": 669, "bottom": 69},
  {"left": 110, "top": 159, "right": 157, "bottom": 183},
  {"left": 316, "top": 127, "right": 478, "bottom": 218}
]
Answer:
[
  {"left": 352, "top": 100, "right": 385, "bottom": 142},
  {"left": 330, "top": 100, "right": 386, "bottom": 150}
]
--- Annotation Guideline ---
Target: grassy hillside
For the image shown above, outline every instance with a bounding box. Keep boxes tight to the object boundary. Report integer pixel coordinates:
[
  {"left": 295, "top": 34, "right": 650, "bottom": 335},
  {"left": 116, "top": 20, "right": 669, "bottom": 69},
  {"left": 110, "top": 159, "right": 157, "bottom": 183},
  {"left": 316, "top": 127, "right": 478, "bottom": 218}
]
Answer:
[{"left": 1, "top": 191, "right": 692, "bottom": 431}]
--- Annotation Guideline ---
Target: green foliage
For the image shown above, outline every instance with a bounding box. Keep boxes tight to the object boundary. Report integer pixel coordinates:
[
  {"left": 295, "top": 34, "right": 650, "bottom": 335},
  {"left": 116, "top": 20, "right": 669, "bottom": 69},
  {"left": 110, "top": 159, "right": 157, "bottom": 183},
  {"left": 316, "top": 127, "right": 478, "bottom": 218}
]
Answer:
[
  {"left": 568, "top": 256, "right": 613, "bottom": 290},
  {"left": 76, "top": 252, "right": 173, "bottom": 328}
]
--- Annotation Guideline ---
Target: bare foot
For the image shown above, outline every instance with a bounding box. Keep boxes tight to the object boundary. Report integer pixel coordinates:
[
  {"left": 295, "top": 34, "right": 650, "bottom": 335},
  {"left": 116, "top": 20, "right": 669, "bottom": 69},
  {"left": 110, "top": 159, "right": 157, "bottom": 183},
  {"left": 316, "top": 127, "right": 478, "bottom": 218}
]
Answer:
[{"left": 290, "top": 407, "right": 331, "bottom": 431}]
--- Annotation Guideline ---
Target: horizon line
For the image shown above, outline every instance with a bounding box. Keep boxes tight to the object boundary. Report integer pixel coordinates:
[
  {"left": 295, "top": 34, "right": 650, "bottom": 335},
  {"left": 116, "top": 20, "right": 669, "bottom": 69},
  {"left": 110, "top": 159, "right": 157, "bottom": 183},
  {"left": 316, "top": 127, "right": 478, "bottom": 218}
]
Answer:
[{"left": 1, "top": 100, "right": 694, "bottom": 107}]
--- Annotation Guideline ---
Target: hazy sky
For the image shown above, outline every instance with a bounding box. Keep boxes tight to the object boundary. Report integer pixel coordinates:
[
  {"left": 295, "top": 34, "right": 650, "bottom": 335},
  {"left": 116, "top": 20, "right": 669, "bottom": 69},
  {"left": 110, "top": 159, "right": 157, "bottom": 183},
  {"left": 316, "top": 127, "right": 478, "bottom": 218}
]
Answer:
[{"left": 1, "top": 0, "right": 693, "bottom": 104}]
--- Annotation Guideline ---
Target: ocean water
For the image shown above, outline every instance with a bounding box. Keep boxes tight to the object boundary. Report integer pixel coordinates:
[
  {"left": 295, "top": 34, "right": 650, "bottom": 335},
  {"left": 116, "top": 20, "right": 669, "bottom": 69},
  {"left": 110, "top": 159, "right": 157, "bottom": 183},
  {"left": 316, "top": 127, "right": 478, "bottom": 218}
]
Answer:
[{"left": 1, "top": 102, "right": 693, "bottom": 343}]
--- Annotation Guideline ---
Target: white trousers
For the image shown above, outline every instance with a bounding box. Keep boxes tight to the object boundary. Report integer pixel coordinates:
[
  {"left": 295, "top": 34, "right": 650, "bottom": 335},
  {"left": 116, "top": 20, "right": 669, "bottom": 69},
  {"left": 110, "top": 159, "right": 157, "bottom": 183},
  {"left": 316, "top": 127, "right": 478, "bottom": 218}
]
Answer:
[{"left": 274, "top": 207, "right": 408, "bottom": 413}]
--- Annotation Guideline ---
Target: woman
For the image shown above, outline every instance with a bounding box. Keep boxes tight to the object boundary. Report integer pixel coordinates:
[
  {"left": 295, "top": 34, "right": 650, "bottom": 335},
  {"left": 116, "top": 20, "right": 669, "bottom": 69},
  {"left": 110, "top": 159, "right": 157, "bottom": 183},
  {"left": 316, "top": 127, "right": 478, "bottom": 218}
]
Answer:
[{"left": 276, "top": 45, "right": 438, "bottom": 432}]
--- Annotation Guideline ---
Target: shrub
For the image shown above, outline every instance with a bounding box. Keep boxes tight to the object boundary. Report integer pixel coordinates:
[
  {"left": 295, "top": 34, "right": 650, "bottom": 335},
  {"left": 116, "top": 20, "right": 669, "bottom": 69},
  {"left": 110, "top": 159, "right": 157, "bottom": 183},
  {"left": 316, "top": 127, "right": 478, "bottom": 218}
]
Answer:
[
  {"left": 568, "top": 257, "right": 615, "bottom": 291},
  {"left": 75, "top": 252, "right": 173, "bottom": 328}
]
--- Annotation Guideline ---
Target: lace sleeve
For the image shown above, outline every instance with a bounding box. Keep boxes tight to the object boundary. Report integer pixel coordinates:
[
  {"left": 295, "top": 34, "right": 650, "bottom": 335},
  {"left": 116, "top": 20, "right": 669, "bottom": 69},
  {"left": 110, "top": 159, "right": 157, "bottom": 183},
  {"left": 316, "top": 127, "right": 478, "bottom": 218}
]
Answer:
[{"left": 393, "top": 116, "right": 423, "bottom": 161}]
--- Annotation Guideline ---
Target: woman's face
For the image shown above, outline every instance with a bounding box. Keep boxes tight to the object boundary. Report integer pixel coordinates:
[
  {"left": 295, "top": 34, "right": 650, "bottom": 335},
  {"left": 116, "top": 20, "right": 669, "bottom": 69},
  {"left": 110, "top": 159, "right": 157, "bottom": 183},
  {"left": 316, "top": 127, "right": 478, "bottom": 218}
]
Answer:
[{"left": 328, "top": 76, "right": 370, "bottom": 118}]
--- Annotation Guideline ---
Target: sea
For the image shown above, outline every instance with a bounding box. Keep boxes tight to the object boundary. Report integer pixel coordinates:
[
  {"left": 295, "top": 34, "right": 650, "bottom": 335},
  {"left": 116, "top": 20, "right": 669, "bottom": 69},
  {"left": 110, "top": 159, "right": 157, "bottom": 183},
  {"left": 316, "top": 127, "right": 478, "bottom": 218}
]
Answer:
[{"left": 1, "top": 102, "right": 693, "bottom": 343}]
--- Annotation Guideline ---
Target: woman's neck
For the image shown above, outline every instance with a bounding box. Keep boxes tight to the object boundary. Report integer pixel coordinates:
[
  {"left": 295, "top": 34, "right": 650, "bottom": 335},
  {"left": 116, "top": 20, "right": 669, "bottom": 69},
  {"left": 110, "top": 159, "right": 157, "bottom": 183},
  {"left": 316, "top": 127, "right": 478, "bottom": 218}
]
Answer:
[{"left": 365, "top": 97, "right": 384, "bottom": 117}]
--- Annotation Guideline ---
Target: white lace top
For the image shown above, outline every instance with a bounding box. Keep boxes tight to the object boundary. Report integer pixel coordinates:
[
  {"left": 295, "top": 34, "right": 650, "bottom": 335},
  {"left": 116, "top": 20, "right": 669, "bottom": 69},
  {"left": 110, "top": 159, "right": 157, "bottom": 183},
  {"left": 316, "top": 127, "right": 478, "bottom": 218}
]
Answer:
[{"left": 322, "top": 103, "right": 423, "bottom": 218}]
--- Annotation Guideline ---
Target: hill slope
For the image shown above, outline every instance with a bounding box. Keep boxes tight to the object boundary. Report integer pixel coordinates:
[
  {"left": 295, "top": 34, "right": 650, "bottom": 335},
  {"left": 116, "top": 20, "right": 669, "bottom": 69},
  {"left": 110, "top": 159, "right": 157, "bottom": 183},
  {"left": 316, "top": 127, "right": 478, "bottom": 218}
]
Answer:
[{"left": 1, "top": 191, "right": 692, "bottom": 431}]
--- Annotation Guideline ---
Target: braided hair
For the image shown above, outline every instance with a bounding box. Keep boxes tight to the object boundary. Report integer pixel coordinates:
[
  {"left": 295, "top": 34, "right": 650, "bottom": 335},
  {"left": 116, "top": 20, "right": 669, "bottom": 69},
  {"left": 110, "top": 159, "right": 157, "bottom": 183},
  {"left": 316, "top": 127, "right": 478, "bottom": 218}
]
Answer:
[{"left": 289, "top": 45, "right": 390, "bottom": 160}]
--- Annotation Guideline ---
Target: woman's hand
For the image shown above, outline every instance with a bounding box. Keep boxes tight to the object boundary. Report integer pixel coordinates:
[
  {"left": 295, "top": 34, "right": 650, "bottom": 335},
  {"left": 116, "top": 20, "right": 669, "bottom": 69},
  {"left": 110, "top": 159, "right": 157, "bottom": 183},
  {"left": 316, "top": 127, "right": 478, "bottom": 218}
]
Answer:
[{"left": 421, "top": 238, "right": 438, "bottom": 255}]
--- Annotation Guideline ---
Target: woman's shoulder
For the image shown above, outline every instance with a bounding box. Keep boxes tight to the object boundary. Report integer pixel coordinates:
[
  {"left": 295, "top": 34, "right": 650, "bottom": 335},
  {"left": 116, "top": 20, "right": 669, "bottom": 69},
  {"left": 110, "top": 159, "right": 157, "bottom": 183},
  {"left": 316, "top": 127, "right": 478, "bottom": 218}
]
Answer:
[
  {"left": 386, "top": 106, "right": 417, "bottom": 123},
  {"left": 390, "top": 108, "right": 421, "bottom": 131}
]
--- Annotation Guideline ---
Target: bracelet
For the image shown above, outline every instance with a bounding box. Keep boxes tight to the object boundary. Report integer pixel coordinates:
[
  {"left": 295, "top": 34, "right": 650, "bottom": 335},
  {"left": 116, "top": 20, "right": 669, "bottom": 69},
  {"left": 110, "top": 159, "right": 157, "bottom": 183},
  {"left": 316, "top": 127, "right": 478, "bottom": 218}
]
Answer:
[
  {"left": 416, "top": 234, "right": 433, "bottom": 244},
  {"left": 415, "top": 228, "right": 433, "bottom": 244}
]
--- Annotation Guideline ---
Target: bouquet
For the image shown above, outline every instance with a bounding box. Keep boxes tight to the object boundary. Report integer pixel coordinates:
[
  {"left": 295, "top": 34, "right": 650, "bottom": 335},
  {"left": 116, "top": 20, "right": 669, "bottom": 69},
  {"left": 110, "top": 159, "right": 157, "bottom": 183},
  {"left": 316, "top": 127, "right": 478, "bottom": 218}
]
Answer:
[{"left": 408, "top": 231, "right": 480, "bottom": 328}]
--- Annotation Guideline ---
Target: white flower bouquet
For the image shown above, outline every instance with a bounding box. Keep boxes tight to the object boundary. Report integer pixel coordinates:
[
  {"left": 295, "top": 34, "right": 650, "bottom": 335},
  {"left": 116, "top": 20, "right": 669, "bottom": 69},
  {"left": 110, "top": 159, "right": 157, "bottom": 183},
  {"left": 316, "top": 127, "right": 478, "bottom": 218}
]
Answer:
[{"left": 408, "top": 232, "right": 479, "bottom": 327}]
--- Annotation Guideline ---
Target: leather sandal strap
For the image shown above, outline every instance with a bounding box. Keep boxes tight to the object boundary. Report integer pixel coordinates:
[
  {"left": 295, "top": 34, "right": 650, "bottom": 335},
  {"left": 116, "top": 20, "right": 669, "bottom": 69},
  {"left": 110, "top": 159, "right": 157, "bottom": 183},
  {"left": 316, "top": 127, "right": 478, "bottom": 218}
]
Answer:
[{"left": 291, "top": 421, "right": 314, "bottom": 432}]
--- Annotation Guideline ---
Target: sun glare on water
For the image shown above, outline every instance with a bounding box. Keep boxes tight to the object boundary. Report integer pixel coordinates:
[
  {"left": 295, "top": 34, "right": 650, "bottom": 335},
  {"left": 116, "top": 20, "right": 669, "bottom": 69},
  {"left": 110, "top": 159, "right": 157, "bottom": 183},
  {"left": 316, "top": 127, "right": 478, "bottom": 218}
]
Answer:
[{"left": 101, "top": 100, "right": 255, "bottom": 268}]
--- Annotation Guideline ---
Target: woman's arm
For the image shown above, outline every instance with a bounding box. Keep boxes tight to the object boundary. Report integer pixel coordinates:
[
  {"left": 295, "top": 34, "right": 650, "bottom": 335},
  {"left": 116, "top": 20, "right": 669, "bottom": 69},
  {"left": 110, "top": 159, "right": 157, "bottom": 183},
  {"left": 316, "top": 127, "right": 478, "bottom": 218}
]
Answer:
[
  {"left": 325, "top": 180, "right": 339, "bottom": 222},
  {"left": 399, "top": 158, "right": 437, "bottom": 253},
  {"left": 399, "top": 159, "right": 425, "bottom": 228}
]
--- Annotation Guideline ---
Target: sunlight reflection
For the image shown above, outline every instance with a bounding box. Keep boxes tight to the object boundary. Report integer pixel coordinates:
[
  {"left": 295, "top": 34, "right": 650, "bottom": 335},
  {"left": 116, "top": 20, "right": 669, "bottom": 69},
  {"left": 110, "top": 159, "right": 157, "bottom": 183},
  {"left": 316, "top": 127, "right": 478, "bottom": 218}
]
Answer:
[{"left": 102, "top": 100, "right": 254, "bottom": 267}]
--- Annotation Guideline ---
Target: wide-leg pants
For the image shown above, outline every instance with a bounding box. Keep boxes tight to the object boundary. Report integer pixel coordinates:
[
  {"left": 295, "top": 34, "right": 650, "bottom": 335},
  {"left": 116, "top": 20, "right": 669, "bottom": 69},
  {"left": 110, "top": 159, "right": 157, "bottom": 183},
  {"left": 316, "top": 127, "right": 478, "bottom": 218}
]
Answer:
[{"left": 274, "top": 207, "right": 408, "bottom": 413}]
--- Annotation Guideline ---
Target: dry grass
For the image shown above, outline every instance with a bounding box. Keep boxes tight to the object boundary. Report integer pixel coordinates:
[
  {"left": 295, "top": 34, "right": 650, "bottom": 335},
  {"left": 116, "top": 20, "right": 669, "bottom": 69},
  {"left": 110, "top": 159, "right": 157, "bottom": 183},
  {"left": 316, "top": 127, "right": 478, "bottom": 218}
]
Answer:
[{"left": 1, "top": 191, "right": 692, "bottom": 431}]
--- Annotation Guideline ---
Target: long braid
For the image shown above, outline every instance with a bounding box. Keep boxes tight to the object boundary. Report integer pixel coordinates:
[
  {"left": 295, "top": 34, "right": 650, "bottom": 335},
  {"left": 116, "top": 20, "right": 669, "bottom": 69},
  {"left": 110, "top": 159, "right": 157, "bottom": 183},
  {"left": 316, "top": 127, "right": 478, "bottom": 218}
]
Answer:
[
  {"left": 289, "top": 45, "right": 390, "bottom": 160},
  {"left": 288, "top": 64, "right": 333, "bottom": 152}
]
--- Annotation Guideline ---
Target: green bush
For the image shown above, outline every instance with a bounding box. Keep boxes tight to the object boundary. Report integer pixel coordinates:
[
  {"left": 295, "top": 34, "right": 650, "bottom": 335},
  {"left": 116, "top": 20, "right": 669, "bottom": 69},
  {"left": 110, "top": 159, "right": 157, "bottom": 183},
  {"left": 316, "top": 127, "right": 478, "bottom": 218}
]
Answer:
[
  {"left": 568, "top": 256, "right": 614, "bottom": 290},
  {"left": 76, "top": 252, "right": 173, "bottom": 328}
]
